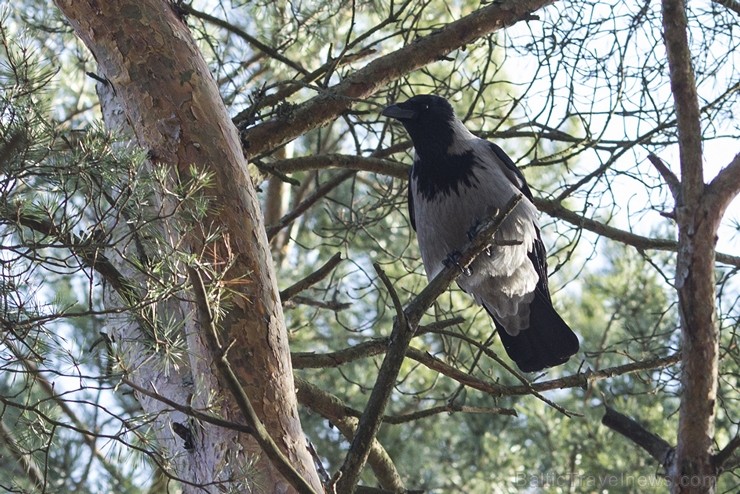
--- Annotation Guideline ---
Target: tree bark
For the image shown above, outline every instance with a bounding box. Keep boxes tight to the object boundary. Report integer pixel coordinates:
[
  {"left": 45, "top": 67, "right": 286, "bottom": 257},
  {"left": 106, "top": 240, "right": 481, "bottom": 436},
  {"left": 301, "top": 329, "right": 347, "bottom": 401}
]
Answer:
[
  {"left": 53, "top": 1, "right": 322, "bottom": 492},
  {"left": 662, "top": 0, "right": 721, "bottom": 492}
]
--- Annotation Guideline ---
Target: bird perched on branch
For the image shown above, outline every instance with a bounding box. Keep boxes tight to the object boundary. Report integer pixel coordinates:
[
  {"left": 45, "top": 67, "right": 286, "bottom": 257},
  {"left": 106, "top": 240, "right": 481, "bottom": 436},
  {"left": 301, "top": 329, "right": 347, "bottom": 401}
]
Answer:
[{"left": 382, "top": 94, "right": 579, "bottom": 372}]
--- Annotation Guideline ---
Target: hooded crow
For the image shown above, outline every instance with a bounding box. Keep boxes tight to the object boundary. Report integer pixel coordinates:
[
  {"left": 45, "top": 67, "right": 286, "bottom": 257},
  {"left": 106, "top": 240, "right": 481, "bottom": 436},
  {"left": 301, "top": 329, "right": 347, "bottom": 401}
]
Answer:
[{"left": 382, "top": 94, "right": 579, "bottom": 372}]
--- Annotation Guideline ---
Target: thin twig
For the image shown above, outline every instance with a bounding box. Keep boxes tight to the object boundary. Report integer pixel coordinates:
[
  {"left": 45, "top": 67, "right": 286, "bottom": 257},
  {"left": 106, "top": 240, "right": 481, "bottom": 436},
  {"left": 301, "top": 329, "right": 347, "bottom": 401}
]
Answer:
[
  {"left": 280, "top": 252, "right": 343, "bottom": 302},
  {"left": 266, "top": 170, "right": 355, "bottom": 240}
]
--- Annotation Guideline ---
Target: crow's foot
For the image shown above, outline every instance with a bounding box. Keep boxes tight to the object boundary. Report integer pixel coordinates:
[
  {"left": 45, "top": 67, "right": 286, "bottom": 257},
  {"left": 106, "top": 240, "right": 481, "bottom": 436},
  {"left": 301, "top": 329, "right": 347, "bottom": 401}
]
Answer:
[
  {"left": 466, "top": 220, "right": 481, "bottom": 242},
  {"left": 443, "top": 250, "right": 472, "bottom": 276}
]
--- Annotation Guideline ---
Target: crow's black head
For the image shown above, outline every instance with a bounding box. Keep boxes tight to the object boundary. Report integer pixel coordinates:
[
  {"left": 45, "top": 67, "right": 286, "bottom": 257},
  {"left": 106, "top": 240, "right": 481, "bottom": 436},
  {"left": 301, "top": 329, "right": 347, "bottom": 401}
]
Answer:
[{"left": 382, "top": 95, "right": 459, "bottom": 156}]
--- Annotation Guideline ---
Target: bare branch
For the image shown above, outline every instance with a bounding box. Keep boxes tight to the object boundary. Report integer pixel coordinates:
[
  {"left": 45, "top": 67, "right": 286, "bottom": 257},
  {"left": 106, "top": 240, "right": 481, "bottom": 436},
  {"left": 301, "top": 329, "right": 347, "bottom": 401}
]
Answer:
[
  {"left": 602, "top": 405, "right": 674, "bottom": 467},
  {"left": 240, "top": 0, "right": 557, "bottom": 158},
  {"left": 648, "top": 153, "right": 681, "bottom": 201},
  {"left": 295, "top": 378, "right": 406, "bottom": 492},
  {"left": 704, "top": 152, "right": 740, "bottom": 226},
  {"left": 280, "top": 252, "right": 343, "bottom": 302},
  {"left": 336, "top": 196, "right": 523, "bottom": 493},
  {"left": 181, "top": 4, "right": 310, "bottom": 77},
  {"left": 713, "top": 435, "right": 740, "bottom": 472},
  {"left": 268, "top": 154, "right": 410, "bottom": 178},
  {"left": 712, "top": 0, "right": 740, "bottom": 17},
  {"left": 662, "top": 0, "right": 704, "bottom": 206},
  {"left": 266, "top": 170, "right": 356, "bottom": 241}
]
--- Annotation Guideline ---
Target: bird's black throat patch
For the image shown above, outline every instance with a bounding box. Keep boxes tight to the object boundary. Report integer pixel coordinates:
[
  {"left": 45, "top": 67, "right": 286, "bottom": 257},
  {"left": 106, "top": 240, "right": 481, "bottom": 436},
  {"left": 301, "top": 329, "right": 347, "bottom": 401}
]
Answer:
[{"left": 412, "top": 150, "right": 481, "bottom": 200}]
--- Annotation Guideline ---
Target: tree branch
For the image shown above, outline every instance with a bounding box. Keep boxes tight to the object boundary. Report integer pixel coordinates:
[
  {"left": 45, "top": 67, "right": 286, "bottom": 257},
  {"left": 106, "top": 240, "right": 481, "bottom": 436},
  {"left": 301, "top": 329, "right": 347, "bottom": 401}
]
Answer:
[
  {"left": 181, "top": 4, "right": 310, "bottom": 77},
  {"left": 239, "top": 0, "right": 556, "bottom": 158},
  {"left": 647, "top": 153, "right": 681, "bottom": 202},
  {"left": 280, "top": 252, "right": 343, "bottom": 302},
  {"left": 266, "top": 170, "right": 356, "bottom": 241},
  {"left": 336, "top": 196, "right": 522, "bottom": 493},
  {"left": 662, "top": 0, "right": 704, "bottom": 207},
  {"left": 122, "top": 378, "right": 254, "bottom": 435},
  {"left": 602, "top": 405, "right": 674, "bottom": 467},
  {"left": 268, "top": 154, "right": 410, "bottom": 178},
  {"left": 188, "top": 267, "right": 320, "bottom": 494},
  {"left": 704, "top": 152, "right": 740, "bottom": 227},
  {"left": 712, "top": 0, "right": 740, "bottom": 17},
  {"left": 713, "top": 435, "right": 740, "bottom": 472},
  {"left": 295, "top": 377, "right": 406, "bottom": 492},
  {"left": 265, "top": 154, "right": 740, "bottom": 267}
]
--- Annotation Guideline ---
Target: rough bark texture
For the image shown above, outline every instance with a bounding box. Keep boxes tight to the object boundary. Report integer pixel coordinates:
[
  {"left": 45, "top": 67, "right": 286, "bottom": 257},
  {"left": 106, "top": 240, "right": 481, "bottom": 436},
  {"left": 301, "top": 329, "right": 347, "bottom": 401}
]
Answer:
[
  {"left": 53, "top": 1, "right": 322, "bottom": 492},
  {"left": 663, "top": 0, "right": 720, "bottom": 492}
]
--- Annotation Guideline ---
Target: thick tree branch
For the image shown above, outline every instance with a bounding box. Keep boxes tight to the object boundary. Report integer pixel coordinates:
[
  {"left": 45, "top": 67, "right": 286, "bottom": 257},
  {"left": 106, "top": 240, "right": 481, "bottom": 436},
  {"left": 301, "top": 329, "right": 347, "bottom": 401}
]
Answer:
[
  {"left": 712, "top": 0, "right": 740, "bottom": 17},
  {"left": 240, "top": 0, "right": 556, "bottom": 158},
  {"left": 268, "top": 154, "right": 410, "bottom": 178},
  {"left": 713, "top": 435, "right": 740, "bottom": 472},
  {"left": 704, "top": 152, "right": 740, "bottom": 226},
  {"left": 602, "top": 406, "right": 674, "bottom": 466},
  {"left": 663, "top": 0, "right": 704, "bottom": 206}
]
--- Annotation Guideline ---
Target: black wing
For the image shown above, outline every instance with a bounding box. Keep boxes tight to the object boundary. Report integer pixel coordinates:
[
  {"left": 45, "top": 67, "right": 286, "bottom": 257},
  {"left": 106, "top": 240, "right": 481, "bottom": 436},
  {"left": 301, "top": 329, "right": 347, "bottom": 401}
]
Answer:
[
  {"left": 489, "top": 142, "right": 548, "bottom": 296},
  {"left": 407, "top": 167, "right": 416, "bottom": 231},
  {"left": 528, "top": 231, "right": 552, "bottom": 302},
  {"left": 489, "top": 142, "right": 534, "bottom": 201}
]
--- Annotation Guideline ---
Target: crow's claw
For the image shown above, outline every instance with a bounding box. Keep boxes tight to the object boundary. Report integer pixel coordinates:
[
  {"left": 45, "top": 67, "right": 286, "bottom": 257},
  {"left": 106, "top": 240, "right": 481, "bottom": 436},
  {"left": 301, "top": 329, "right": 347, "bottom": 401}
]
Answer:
[
  {"left": 466, "top": 220, "right": 482, "bottom": 242},
  {"left": 443, "top": 250, "right": 472, "bottom": 276}
]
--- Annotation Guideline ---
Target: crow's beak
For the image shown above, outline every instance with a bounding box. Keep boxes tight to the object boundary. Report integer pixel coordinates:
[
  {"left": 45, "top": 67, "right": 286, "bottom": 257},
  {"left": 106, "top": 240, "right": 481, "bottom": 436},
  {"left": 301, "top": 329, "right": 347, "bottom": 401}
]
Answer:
[{"left": 382, "top": 104, "right": 416, "bottom": 121}]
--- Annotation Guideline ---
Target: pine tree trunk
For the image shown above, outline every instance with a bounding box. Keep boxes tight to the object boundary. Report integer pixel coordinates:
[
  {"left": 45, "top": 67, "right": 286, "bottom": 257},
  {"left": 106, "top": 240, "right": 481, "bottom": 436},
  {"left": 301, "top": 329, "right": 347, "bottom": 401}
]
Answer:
[{"left": 53, "top": 1, "right": 323, "bottom": 491}]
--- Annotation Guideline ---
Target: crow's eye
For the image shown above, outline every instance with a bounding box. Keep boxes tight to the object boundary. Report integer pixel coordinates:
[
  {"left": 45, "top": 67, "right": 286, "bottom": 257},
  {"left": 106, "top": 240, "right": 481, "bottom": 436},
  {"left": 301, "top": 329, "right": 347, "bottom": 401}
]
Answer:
[{"left": 423, "top": 104, "right": 429, "bottom": 111}]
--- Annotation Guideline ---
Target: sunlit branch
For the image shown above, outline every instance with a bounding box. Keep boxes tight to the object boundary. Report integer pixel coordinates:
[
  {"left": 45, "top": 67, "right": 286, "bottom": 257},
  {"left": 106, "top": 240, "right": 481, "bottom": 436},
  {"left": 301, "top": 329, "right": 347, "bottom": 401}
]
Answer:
[
  {"left": 240, "top": 0, "right": 557, "bottom": 158},
  {"left": 295, "top": 377, "right": 407, "bottom": 492}
]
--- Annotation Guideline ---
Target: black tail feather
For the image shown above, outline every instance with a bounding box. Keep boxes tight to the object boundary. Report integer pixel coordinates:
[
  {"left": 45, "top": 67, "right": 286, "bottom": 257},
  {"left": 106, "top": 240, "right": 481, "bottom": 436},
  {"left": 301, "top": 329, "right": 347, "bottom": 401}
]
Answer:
[{"left": 488, "top": 291, "right": 579, "bottom": 373}]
